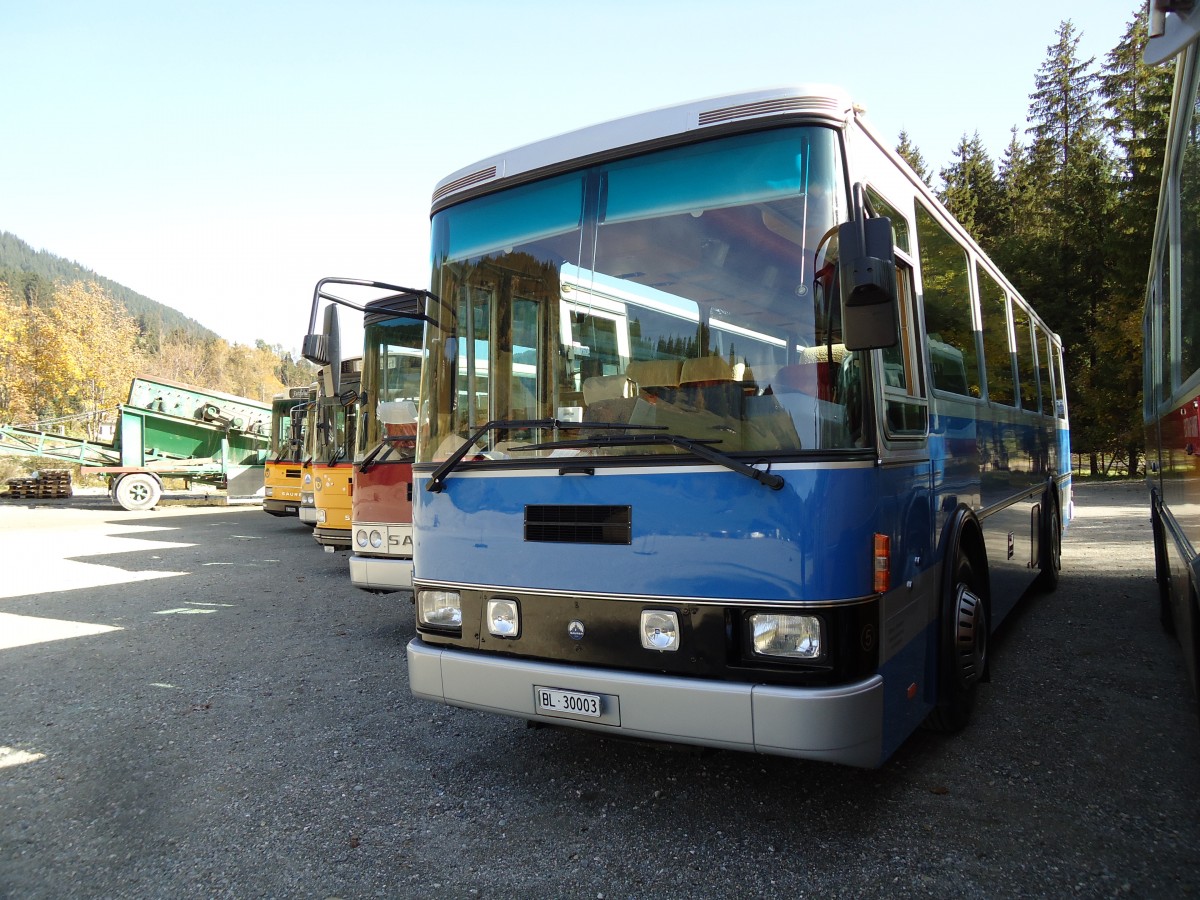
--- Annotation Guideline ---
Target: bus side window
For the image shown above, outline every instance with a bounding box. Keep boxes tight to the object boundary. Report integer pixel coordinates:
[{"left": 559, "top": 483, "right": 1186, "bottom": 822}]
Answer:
[
  {"left": 881, "top": 260, "right": 927, "bottom": 436},
  {"left": 1013, "top": 305, "right": 1038, "bottom": 410},
  {"left": 1035, "top": 323, "right": 1055, "bottom": 416},
  {"left": 915, "top": 203, "right": 980, "bottom": 398},
  {"left": 978, "top": 266, "right": 1016, "bottom": 406}
]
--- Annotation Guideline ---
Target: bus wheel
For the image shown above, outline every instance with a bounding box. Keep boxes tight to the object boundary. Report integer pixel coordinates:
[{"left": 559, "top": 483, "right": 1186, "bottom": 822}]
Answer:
[
  {"left": 926, "top": 552, "right": 989, "bottom": 733},
  {"left": 114, "top": 473, "right": 161, "bottom": 511},
  {"left": 1036, "top": 498, "right": 1061, "bottom": 592}
]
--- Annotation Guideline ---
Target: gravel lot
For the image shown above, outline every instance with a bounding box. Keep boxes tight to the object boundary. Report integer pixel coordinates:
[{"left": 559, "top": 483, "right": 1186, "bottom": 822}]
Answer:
[{"left": 0, "top": 479, "right": 1198, "bottom": 899}]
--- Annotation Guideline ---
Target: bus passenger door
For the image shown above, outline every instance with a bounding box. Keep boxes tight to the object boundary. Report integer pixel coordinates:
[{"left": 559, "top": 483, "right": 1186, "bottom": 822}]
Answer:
[
  {"left": 878, "top": 258, "right": 933, "bottom": 591},
  {"left": 877, "top": 256, "right": 936, "bottom": 740}
]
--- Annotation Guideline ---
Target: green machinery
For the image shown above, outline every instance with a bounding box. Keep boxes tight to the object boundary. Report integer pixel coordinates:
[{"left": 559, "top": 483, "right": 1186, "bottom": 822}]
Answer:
[{"left": 0, "top": 377, "right": 272, "bottom": 510}]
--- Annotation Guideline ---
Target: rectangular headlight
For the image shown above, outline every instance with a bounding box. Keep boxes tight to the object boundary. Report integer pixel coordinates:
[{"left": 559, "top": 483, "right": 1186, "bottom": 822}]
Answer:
[
  {"left": 418, "top": 590, "right": 462, "bottom": 630},
  {"left": 486, "top": 598, "right": 520, "bottom": 638},
  {"left": 750, "top": 613, "right": 822, "bottom": 660},
  {"left": 640, "top": 610, "right": 680, "bottom": 651}
]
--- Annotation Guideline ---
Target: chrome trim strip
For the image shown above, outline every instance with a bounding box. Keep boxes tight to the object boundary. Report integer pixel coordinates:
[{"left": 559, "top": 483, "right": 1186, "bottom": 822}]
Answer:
[{"left": 411, "top": 578, "right": 877, "bottom": 610}]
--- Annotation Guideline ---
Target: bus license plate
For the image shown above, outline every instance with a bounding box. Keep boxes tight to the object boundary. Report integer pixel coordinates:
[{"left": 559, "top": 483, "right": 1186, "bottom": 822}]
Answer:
[{"left": 535, "top": 686, "right": 602, "bottom": 719}]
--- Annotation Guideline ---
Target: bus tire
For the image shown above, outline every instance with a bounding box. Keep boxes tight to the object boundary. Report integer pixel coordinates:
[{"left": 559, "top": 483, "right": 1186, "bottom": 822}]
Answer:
[
  {"left": 114, "top": 473, "right": 162, "bottom": 511},
  {"left": 1152, "top": 504, "right": 1176, "bottom": 635},
  {"left": 1036, "top": 493, "right": 1062, "bottom": 592},
  {"left": 926, "top": 545, "right": 989, "bottom": 733}
]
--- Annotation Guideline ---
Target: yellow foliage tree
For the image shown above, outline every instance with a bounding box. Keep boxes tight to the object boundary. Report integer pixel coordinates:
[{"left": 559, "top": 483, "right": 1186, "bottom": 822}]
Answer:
[
  {"left": 141, "top": 334, "right": 287, "bottom": 402},
  {"left": 27, "top": 281, "right": 144, "bottom": 439},
  {"left": 0, "top": 284, "right": 36, "bottom": 424}
]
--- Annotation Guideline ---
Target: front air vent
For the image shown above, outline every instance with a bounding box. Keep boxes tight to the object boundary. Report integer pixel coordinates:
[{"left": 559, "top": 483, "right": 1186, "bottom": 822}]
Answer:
[
  {"left": 432, "top": 165, "right": 499, "bottom": 202},
  {"left": 525, "top": 505, "right": 632, "bottom": 545},
  {"left": 697, "top": 95, "right": 845, "bottom": 127}
]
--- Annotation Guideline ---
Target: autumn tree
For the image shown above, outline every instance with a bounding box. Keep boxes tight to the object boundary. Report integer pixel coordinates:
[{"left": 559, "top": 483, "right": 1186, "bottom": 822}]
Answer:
[
  {"left": 26, "top": 281, "right": 144, "bottom": 439},
  {"left": 0, "top": 283, "right": 35, "bottom": 424}
]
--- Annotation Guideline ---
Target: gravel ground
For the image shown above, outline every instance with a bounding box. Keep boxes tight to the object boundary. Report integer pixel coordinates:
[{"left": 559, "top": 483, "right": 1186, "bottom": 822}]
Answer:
[{"left": 0, "top": 479, "right": 1197, "bottom": 899}]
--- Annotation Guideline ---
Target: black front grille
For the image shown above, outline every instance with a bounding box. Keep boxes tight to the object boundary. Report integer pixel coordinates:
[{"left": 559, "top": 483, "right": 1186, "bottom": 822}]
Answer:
[{"left": 524, "top": 505, "right": 631, "bottom": 545}]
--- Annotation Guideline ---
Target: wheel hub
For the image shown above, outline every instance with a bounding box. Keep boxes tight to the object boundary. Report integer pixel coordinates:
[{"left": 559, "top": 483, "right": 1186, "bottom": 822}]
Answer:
[{"left": 953, "top": 585, "right": 986, "bottom": 686}]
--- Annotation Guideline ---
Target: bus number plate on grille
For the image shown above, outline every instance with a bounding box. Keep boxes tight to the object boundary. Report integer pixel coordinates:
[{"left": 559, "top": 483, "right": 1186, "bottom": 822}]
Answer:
[{"left": 535, "top": 686, "right": 603, "bottom": 719}]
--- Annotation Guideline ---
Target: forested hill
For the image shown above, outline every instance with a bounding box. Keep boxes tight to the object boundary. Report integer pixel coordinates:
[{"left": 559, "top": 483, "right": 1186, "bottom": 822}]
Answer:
[{"left": 0, "top": 230, "right": 218, "bottom": 342}]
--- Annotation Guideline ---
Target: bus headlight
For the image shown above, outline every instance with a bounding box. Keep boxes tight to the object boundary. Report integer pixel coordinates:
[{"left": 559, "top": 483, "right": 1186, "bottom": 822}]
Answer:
[
  {"left": 640, "top": 610, "right": 680, "bottom": 651},
  {"left": 418, "top": 590, "right": 462, "bottom": 629},
  {"left": 486, "top": 598, "right": 520, "bottom": 637},
  {"left": 316, "top": 509, "right": 326, "bottom": 524},
  {"left": 264, "top": 486, "right": 274, "bottom": 497},
  {"left": 750, "top": 613, "right": 822, "bottom": 660},
  {"left": 369, "top": 529, "right": 383, "bottom": 549},
  {"left": 355, "top": 528, "right": 368, "bottom": 548}
]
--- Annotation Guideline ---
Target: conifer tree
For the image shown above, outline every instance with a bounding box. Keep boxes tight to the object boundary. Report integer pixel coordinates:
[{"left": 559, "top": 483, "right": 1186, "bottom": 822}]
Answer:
[
  {"left": 1025, "top": 19, "right": 1116, "bottom": 473},
  {"left": 938, "top": 132, "right": 1001, "bottom": 248},
  {"left": 896, "top": 130, "right": 932, "bottom": 187},
  {"left": 1096, "top": 9, "right": 1174, "bottom": 474}
]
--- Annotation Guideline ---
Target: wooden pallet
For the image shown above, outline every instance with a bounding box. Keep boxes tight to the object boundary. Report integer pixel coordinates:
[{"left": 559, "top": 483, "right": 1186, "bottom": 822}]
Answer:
[{"left": 4, "top": 470, "right": 73, "bottom": 499}]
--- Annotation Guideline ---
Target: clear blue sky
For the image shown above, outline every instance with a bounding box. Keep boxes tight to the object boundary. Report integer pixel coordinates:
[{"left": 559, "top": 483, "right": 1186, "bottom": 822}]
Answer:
[{"left": 0, "top": 1, "right": 1144, "bottom": 351}]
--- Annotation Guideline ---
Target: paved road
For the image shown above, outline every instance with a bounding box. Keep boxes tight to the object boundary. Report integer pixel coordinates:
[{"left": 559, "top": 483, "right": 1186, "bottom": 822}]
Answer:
[{"left": 0, "top": 480, "right": 1197, "bottom": 899}]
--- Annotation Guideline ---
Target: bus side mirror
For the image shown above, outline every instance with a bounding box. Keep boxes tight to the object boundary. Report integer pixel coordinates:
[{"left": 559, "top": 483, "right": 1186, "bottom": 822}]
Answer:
[
  {"left": 302, "top": 333, "right": 329, "bottom": 366},
  {"left": 306, "top": 305, "right": 342, "bottom": 397},
  {"left": 838, "top": 215, "right": 899, "bottom": 351}
]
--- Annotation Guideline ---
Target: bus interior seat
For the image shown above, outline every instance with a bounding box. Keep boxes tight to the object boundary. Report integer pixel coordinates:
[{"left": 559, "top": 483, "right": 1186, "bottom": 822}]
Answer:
[
  {"left": 678, "top": 356, "right": 740, "bottom": 416},
  {"left": 582, "top": 373, "right": 638, "bottom": 424},
  {"left": 626, "top": 359, "right": 683, "bottom": 404},
  {"left": 773, "top": 360, "right": 837, "bottom": 403},
  {"left": 680, "top": 356, "right": 734, "bottom": 385},
  {"left": 583, "top": 374, "right": 634, "bottom": 405},
  {"left": 769, "top": 360, "right": 850, "bottom": 449}
]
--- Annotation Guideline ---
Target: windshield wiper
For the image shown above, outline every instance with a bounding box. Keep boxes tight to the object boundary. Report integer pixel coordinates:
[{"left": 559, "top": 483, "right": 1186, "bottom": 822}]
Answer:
[
  {"left": 514, "top": 432, "right": 785, "bottom": 490},
  {"left": 359, "top": 433, "right": 414, "bottom": 473},
  {"left": 425, "top": 418, "right": 666, "bottom": 493}
]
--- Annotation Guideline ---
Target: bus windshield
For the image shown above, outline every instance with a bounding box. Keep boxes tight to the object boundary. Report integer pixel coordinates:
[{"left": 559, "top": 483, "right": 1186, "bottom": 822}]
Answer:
[
  {"left": 358, "top": 316, "right": 424, "bottom": 461},
  {"left": 421, "top": 126, "right": 861, "bottom": 464}
]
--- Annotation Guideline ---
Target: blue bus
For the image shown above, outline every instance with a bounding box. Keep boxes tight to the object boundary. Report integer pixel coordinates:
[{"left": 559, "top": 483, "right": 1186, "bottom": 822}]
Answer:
[
  {"left": 406, "top": 86, "right": 1072, "bottom": 767},
  {"left": 1144, "top": 4, "right": 1200, "bottom": 713}
]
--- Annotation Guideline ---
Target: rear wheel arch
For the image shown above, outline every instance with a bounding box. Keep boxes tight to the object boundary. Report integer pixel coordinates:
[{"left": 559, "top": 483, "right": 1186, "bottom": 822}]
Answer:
[{"left": 925, "top": 506, "right": 990, "bottom": 733}]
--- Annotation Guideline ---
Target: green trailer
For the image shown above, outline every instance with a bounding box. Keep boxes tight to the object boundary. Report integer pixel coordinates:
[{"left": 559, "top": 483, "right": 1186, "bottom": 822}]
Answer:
[{"left": 0, "top": 377, "right": 272, "bottom": 510}]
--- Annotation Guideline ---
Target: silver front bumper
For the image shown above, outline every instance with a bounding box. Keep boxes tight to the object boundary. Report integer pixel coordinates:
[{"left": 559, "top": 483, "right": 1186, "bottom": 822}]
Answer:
[
  {"left": 406, "top": 639, "right": 884, "bottom": 767},
  {"left": 349, "top": 554, "right": 413, "bottom": 592}
]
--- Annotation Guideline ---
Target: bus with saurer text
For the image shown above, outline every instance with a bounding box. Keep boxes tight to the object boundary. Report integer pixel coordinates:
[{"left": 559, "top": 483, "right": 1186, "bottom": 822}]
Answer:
[
  {"left": 263, "top": 386, "right": 315, "bottom": 518},
  {"left": 405, "top": 86, "right": 1071, "bottom": 767},
  {"left": 303, "top": 279, "right": 429, "bottom": 590},
  {"left": 308, "top": 356, "right": 364, "bottom": 550}
]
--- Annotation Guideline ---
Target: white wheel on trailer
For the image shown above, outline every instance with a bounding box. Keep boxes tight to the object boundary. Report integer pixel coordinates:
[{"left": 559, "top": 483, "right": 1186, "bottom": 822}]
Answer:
[{"left": 114, "top": 473, "right": 162, "bottom": 511}]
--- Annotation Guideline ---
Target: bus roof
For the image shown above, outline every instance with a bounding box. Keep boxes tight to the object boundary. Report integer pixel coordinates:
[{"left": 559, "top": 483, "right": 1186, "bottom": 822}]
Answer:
[{"left": 431, "top": 85, "right": 855, "bottom": 209}]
